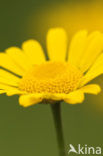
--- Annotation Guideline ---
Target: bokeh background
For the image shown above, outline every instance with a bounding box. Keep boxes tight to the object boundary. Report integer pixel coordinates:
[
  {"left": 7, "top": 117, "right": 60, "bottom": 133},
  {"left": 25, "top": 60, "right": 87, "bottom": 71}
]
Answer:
[{"left": 0, "top": 0, "right": 103, "bottom": 155}]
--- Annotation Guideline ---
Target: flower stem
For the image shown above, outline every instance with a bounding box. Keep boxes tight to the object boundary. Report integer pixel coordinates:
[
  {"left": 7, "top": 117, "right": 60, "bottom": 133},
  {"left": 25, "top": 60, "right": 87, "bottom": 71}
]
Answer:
[{"left": 51, "top": 102, "right": 66, "bottom": 156}]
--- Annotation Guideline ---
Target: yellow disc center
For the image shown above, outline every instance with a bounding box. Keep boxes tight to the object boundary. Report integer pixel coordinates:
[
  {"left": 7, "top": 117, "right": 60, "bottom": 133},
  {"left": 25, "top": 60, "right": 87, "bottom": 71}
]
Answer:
[{"left": 19, "top": 61, "right": 83, "bottom": 94}]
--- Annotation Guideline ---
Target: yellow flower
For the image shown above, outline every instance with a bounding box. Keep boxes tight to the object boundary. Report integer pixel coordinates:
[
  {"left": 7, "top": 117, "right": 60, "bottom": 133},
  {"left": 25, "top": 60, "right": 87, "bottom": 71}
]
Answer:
[{"left": 0, "top": 28, "right": 103, "bottom": 107}]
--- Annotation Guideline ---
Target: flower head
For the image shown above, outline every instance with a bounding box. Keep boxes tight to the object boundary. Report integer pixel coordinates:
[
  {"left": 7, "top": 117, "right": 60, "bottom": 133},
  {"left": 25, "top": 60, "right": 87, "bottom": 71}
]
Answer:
[{"left": 0, "top": 28, "right": 103, "bottom": 107}]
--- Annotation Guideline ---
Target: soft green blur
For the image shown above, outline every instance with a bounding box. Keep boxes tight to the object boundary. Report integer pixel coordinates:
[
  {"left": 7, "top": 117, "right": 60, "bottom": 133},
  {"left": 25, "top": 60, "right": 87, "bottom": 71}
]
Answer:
[{"left": 0, "top": 0, "right": 103, "bottom": 156}]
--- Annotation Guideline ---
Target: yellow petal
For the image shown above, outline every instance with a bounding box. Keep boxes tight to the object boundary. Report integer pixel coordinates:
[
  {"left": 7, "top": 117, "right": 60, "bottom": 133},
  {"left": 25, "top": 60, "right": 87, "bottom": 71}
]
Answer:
[
  {"left": 43, "top": 93, "right": 66, "bottom": 100},
  {"left": 64, "top": 90, "right": 84, "bottom": 104},
  {"left": 19, "top": 94, "right": 42, "bottom": 107},
  {"left": 0, "top": 69, "right": 20, "bottom": 83},
  {"left": 77, "top": 31, "right": 103, "bottom": 72},
  {"left": 80, "top": 84, "right": 101, "bottom": 95},
  {"left": 0, "top": 69, "right": 20, "bottom": 87},
  {"left": 0, "top": 77, "right": 18, "bottom": 86},
  {"left": 0, "top": 90, "right": 5, "bottom": 94},
  {"left": 0, "top": 83, "right": 25, "bottom": 96},
  {"left": 47, "top": 28, "right": 67, "bottom": 61},
  {"left": 6, "top": 89, "right": 26, "bottom": 96},
  {"left": 0, "top": 53, "right": 24, "bottom": 76},
  {"left": 68, "top": 30, "right": 88, "bottom": 65},
  {"left": 22, "top": 40, "right": 46, "bottom": 64},
  {"left": 6, "top": 47, "right": 32, "bottom": 71},
  {"left": 80, "top": 53, "right": 103, "bottom": 86},
  {"left": 0, "top": 83, "right": 17, "bottom": 91}
]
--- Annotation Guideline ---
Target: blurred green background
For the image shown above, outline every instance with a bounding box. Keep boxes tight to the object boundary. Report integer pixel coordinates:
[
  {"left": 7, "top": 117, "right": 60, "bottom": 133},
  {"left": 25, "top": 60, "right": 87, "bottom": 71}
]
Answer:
[{"left": 0, "top": 0, "right": 103, "bottom": 155}]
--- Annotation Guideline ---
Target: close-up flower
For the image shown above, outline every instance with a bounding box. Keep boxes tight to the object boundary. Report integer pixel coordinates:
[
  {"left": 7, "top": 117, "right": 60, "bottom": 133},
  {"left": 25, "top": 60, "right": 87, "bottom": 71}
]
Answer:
[
  {"left": 0, "top": 28, "right": 103, "bottom": 107},
  {"left": 1, "top": 0, "right": 103, "bottom": 155}
]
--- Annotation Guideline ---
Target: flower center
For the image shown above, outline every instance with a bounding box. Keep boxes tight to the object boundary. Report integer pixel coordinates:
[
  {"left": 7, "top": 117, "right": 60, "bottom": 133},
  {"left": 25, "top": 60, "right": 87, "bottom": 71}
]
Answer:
[{"left": 19, "top": 61, "right": 83, "bottom": 94}]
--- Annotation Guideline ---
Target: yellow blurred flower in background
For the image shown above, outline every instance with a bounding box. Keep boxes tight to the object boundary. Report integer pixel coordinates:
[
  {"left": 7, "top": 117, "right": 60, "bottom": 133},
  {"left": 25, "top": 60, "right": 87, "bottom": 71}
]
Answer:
[
  {"left": 28, "top": 0, "right": 103, "bottom": 40},
  {"left": 0, "top": 28, "right": 103, "bottom": 107}
]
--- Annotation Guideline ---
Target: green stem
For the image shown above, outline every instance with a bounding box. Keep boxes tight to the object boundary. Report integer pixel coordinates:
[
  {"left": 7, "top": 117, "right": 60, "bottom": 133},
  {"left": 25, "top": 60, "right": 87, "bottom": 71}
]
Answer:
[{"left": 51, "top": 102, "right": 66, "bottom": 156}]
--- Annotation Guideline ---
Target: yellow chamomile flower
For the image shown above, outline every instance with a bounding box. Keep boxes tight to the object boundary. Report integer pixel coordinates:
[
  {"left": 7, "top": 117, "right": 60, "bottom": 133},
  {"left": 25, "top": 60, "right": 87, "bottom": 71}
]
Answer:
[{"left": 0, "top": 28, "right": 103, "bottom": 107}]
